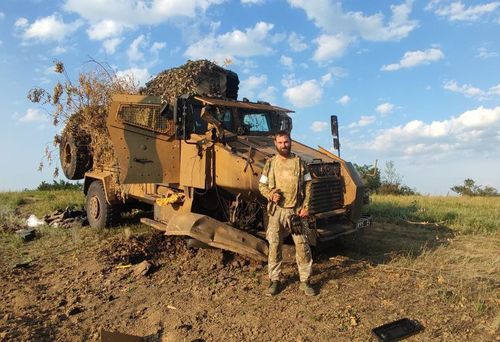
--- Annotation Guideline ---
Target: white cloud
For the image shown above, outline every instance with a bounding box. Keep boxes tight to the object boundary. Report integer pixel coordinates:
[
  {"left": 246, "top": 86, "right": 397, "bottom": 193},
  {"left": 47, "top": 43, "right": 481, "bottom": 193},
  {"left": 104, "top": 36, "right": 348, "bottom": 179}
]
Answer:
[
  {"left": 381, "top": 48, "right": 444, "bottom": 71},
  {"left": 320, "top": 72, "right": 332, "bottom": 86},
  {"left": 0, "top": 12, "right": 5, "bottom": 20},
  {"left": 376, "top": 102, "right": 395, "bottom": 115},
  {"left": 151, "top": 41, "right": 167, "bottom": 55},
  {"left": 280, "top": 55, "right": 293, "bottom": 67},
  {"left": 348, "top": 115, "right": 376, "bottom": 128},
  {"left": 476, "top": 47, "right": 498, "bottom": 59},
  {"left": 18, "top": 108, "right": 49, "bottom": 123},
  {"left": 311, "top": 121, "right": 329, "bottom": 132},
  {"left": 184, "top": 22, "right": 274, "bottom": 62},
  {"left": 337, "top": 95, "right": 350, "bottom": 105},
  {"left": 116, "top": 68, "right": 151, "bottom": 87},
  {"left": 15, "top": 14, "right": 82, "bottom": 42},
  {"left": 241, "top": 0, "right": 265, "bottom": 5},
  {"left": 64, "top": 0, "right": 224, "bottom": 24},
  {"left": 288, "top": 0, "right": 418, "bottom": 42},
  {"left": 103, "top": 38, "right": 122, "bottom": 54},
  {"left": 428, "top": 1, "right": 500, "bottom": 22},
  {"left": 87, "top": 20, "right": 126, "bottom": 40},
  {"left": 284, "top": 79, "right": 323, "bottom": 108},
  {"left": 364, "top": 106, "right": 500, "bottom": 158},
  {"left": 239, "top": 74, "right": 277, "bottom": 102},
  {"left": 288, "top": 32, "right": 308, "bottom": 52},
  {"left": 127, "top": 35, "right": 147, "bottom": 62},
  {"left": 313, "top": 34, "right": 351, "bottom": 62},
  {"left": 443, "top": 80, "right": 500, "bottom": 100}
]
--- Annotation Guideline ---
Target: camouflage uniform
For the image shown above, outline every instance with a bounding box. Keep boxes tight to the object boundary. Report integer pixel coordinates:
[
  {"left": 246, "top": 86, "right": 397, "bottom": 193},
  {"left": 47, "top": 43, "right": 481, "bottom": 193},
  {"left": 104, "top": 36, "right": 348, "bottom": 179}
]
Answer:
[{"left": 259, "top": 154, "right": 313, "bottom": 282}]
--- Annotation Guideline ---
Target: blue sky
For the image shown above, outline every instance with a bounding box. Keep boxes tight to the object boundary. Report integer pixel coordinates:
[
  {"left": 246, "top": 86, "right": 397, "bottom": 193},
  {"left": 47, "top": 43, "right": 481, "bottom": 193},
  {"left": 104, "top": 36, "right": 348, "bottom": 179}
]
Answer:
[{"left": 0, "top": 0, "right": 499, "bottom": 194}]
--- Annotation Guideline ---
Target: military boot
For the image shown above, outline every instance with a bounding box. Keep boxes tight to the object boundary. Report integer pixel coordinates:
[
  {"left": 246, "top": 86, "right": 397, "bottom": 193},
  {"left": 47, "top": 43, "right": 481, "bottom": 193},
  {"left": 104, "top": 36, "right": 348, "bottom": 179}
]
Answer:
[
  {"left": 299, "top": 281, "right": 317, "bottom": 296},
  {"left": 265, "top": 281, "right": 280, "bottom": 296}
]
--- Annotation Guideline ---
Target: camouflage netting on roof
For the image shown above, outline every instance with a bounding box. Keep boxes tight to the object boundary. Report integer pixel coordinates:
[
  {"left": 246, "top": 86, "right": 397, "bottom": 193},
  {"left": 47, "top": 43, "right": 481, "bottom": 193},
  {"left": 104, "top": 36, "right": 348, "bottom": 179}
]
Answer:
[{"left": 141, "top": 60, "right": 239, "bottom": 102}]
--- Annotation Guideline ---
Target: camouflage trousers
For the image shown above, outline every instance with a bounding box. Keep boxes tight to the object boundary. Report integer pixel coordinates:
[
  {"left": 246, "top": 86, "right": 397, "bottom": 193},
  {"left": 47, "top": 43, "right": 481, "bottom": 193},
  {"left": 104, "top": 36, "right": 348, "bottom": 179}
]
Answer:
[{"left": 266, "top": 206, "right": 312, "bottom": 282}]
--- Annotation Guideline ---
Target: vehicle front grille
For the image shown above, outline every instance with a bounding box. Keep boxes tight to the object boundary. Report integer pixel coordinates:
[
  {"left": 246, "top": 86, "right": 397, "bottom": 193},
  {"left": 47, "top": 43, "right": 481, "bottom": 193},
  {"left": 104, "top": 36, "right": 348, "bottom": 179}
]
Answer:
[{"left": 309, "top": 177, "right": 343, "bottom": 214}]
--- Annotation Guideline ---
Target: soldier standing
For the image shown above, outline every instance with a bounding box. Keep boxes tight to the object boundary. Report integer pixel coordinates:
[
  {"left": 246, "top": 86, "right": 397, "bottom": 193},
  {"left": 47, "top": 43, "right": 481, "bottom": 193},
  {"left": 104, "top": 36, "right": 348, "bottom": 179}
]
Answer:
[{"left": 259, "top": 130, "right": 316, "bottom": 296}]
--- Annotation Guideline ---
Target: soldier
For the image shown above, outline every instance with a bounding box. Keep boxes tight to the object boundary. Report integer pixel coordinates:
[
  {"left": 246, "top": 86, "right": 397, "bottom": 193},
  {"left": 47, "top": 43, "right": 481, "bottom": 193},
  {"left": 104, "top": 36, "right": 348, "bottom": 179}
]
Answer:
[{"left": 259, "top": 130, "right": 316, "bottom": 296}]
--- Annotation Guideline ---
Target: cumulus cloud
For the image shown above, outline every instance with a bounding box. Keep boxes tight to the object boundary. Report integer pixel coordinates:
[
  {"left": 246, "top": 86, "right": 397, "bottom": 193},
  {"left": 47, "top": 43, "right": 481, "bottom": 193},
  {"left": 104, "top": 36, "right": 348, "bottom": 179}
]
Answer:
[
  {"left": 116, "top": 68, "right": 151, "bottom": 87},
  {"left": 18, "top": 108, "right": 49, "bottom": 123},
  {"left": 128, "top": 35, "right": 147, "bottom": 61},
  {"left": 311, "top": 121, "right": 329, "bottom": 132},
  {"left": 320, "top": 73, "right": 333, "bottom": 86},
  {"left": 239, "top": 74, "right": 277, "bottom": 102},
  {"left": 313, "top": 34, "right": 351, "bottom": 62},
  {"left": 288, "top": 32, "right": 308, "bottom": 52},
  {"left": 444, "top": 80, "right": 500, "bottom": 100},
  {"left": 427, "top": 1, "right": 500, "bottom": 22},
  {"left": 348, "top": 115, "right": 376, "bottom": 128},
  {"left": 376, "top": 102, "right": 395, "bottom": 115},
  {"left": 284, "top": 79, "right": 323, "bottom": 108},
  {"left": 185, "top": 22, "right": 274, "bottom": 63},
  {"left": 288, "top": 0, "right": 418, "bottom": 42},
  {"left": 364, "top": 106, "right": 500, "bottom": 159},
  {"left": 15, "top": 14, "right": 82, "bottom": 42},
  {"left": 103, "top": 38, "right": 122, "bottom": 54},
  {"left": 337, "top": 95, "right": 350, "bottom": 105},
  {"left": 87, "top": 19, "right": 126, "bottom": 40},
  {"left": 381, "top": 48, "right": 444, "bottom": 71}
]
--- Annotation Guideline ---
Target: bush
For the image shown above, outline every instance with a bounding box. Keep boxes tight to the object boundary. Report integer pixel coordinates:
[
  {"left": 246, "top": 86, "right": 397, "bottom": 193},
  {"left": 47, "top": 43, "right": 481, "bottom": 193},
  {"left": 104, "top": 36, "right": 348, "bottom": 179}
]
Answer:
[{"left": 37, "top": 180, "right": 82, "bottom": 191}]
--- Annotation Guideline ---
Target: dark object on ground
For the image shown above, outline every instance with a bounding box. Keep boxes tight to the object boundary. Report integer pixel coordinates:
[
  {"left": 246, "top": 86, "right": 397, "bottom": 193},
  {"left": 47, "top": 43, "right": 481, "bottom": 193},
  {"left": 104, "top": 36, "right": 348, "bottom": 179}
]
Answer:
[
  {"left": 59, "top": 129, "right": 93, "bottom": 180},
  {"left": 44, "top": 207, "right": 87, "bottom": 228},
  {"left": 372, "top": 318, "right": 423, "bottom": 342},
  {"left": 13, "top": 260, "right": 32, "bottom": 269},
  {"left": 100, "top": 329, "right": 144, "bottom": 342},
  {"left": 15, "top": 228, "right": 36, "bottom": 242}
]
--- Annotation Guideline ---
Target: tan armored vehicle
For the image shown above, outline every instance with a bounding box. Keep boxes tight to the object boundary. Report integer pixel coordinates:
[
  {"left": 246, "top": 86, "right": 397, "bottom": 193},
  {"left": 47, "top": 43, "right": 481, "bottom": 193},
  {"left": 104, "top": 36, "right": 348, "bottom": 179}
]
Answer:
[{"left": 60, "top": 75, "right": 369, "bottom": 261}]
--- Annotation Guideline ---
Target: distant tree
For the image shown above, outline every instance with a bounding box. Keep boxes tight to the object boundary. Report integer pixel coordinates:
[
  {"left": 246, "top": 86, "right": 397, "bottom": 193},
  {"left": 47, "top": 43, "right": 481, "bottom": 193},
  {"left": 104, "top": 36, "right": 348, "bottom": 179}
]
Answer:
[
  {"left": 378, "top": 161, "right": 418, "bottom": 196},
  {"left": 37, "top": 180, "right": 82, "bottom": 191},
  {"left": 451, "top": 179, "right": 499, "bottom": 196},
  {"left": 354, "top": 163, "right": 381, "bottom": 193}
]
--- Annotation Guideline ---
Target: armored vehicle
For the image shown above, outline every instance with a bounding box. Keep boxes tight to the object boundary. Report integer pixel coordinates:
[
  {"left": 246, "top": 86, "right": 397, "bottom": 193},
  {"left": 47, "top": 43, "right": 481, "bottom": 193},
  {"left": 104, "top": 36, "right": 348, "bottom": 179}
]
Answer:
[{"left": 61, "top": 93, "right": 369, "bottom": 260}]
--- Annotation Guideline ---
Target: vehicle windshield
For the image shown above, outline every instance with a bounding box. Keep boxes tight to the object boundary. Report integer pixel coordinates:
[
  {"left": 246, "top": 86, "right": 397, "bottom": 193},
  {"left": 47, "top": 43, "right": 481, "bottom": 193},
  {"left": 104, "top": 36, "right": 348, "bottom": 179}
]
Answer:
[{"left": 241, "top": 111, "right": 272, "bottom": 133}]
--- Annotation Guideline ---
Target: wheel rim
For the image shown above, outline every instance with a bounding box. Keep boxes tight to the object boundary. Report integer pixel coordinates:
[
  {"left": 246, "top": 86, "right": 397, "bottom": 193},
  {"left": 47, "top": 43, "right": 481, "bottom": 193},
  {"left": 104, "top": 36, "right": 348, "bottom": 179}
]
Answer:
[{"left": 89, "top": 195, "right": 101, "bottom": 220}]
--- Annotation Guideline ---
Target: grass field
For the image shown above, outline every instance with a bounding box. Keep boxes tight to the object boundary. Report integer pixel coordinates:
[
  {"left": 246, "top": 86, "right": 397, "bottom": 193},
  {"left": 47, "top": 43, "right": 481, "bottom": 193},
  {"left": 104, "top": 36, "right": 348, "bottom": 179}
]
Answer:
[{"left": 367, "top": 194, "right": 500, "bottom": 234}]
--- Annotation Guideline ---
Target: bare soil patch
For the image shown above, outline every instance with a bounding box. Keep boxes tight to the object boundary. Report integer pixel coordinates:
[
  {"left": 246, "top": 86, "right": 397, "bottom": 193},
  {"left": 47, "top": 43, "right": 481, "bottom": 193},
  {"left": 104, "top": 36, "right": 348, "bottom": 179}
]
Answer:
[{"left": 1, "top": 218, "right": 498, "bottom": 341}]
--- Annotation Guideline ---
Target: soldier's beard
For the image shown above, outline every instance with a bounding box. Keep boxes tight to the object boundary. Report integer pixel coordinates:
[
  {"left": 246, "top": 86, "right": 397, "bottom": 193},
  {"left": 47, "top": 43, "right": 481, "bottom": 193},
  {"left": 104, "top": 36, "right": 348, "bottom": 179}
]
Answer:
[{"left": 277, "top": 146, "right": 290, "bottom": 157}]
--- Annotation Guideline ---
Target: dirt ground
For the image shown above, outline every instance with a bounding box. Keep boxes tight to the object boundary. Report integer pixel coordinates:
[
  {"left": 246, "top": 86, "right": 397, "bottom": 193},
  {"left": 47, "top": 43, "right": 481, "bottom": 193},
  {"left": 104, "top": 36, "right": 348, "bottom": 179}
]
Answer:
[{"left": 0, "top": 220, "right": 498, "bottom": 341}]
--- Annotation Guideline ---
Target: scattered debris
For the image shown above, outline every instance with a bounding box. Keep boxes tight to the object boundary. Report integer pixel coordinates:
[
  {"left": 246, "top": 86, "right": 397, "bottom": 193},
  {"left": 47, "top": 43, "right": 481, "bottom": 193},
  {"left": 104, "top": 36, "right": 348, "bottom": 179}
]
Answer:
[
  {"left": 26, "top": 214, "right": 45, "bottom": 228},
  {"left": 13, "top": 259, "right": 32, "bottom": 269},
  {"left": 15, "top": 228, "right": 36, "bottom": 242},
  {"left": 66, "top": 306, "right": 83, "bottom": 316},
  {"left": 43, "top": 207, "right": 87, "bottom": 229}
]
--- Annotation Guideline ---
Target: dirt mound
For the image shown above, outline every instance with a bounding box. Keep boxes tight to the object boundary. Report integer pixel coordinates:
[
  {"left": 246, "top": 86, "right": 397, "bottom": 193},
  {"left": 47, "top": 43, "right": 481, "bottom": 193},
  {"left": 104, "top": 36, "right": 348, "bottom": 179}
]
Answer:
[
  {"left": 99, "top": 233, "right": 186, "bottom": 266},
  {"left": 141, "top": 60, "right": 239, "bottom": 102}
]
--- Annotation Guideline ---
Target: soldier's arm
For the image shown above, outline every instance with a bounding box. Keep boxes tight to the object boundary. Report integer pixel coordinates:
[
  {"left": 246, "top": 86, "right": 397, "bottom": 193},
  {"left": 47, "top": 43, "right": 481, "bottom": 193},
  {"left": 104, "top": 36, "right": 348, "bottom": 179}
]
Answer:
[
  {"left": 301, "top": 161, "right": 313, "bottom": 214},
  {"left": 258, "top": 159, "right": 273, "bottom": 200}
]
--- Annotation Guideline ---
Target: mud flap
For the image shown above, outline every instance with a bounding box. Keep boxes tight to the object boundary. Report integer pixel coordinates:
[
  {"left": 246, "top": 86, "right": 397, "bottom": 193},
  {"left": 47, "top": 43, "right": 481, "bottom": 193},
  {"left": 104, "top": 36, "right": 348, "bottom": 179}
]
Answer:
[{"left": 141, "top": 214, "right": 268, "bottom": 261}]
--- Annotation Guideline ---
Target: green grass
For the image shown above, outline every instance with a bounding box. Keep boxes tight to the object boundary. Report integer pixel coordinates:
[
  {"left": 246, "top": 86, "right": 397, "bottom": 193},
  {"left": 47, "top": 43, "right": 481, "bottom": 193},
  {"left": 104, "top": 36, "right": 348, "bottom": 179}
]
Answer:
[{"left": 366, "top": 194, "right": 500, "bottom": 234}]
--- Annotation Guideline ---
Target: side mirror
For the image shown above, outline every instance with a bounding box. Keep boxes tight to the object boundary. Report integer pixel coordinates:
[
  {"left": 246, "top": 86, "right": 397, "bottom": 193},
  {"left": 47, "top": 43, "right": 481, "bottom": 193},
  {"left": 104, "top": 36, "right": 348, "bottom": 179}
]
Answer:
[{"left": 330, "top": 115, "right": 339, "bottom": 137}]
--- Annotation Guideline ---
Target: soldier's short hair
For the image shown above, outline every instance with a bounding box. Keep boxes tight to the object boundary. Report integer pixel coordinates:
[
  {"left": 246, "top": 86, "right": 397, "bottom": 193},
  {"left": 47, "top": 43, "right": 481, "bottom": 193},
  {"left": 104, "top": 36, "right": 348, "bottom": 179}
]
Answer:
[{"left": 274, "top": 130, "right": 291, "bottom": 140}]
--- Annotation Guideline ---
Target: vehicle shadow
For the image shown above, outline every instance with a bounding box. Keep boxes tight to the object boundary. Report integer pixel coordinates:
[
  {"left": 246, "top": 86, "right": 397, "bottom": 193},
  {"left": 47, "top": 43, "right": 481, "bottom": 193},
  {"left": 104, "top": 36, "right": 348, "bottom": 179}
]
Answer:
[{"left": 311, "top": 207, "right": 455, "bottom": 291}]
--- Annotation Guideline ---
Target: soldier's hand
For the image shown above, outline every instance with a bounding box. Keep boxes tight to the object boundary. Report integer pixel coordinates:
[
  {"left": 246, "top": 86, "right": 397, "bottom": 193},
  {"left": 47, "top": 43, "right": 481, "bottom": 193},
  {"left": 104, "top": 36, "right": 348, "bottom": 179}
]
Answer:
[
  {"left": 271, "top": 192, "right": 282, "bottom": 203},
  {"left": 299, "top": 207, "right": 309, "bottom": 218}
]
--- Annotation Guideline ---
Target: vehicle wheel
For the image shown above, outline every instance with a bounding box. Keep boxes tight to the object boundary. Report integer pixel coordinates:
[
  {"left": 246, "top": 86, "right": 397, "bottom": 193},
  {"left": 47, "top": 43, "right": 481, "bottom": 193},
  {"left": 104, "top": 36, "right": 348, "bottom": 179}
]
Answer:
[
  {"left": 59, "top": 131, "right": 92, "bottom": 180},
  {"left": 86, "top": 181, "right": 119, "bottom": 228}
]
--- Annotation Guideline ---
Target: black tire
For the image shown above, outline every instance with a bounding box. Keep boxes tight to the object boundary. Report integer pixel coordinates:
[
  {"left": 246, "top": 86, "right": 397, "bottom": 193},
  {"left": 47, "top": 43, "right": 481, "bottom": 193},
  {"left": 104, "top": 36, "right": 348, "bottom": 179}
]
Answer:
[
  {"left": 59, "top": 131, "right": 92, "bottom": 180},
  {"left": 86, "top": 181, "right": 119, "bottom": 228}
]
